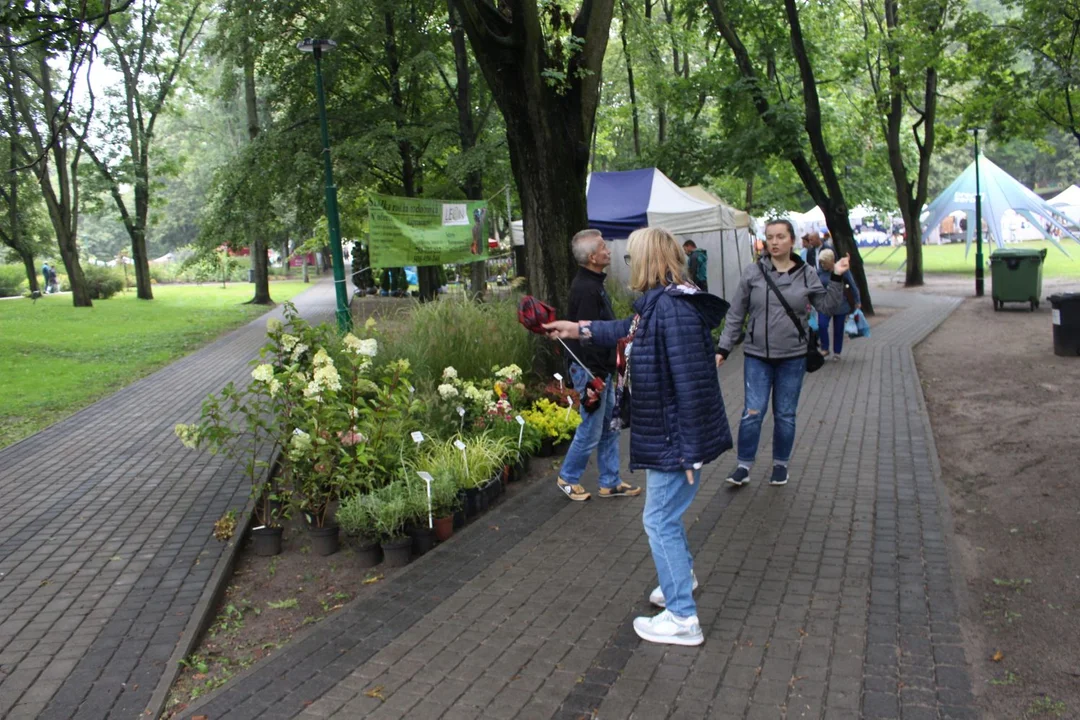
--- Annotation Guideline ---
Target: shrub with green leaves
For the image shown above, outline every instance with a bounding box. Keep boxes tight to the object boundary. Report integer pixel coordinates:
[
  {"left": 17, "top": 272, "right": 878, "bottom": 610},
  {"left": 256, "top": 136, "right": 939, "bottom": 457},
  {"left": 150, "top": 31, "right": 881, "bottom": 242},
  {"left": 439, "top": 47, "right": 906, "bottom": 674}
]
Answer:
[
  {"left": 381, "top": 297, "right": 536, "bottom": 384},
  {"left": 0, "top": 265, "right": 27, "bottom": 297},
  {"left": 82, "top": 264, "right": 125, "bottom": 300}
]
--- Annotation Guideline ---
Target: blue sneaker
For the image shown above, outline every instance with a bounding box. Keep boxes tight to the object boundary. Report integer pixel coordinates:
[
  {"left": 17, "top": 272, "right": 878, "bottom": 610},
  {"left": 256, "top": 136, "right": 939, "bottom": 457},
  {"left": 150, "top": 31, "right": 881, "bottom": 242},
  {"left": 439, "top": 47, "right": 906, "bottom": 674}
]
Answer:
[
  {"left": 769, "top": 465, "right": 789, "bottom": 486},
  {"left": 725, "top": 466, "right": 750, "bottom": 487}
]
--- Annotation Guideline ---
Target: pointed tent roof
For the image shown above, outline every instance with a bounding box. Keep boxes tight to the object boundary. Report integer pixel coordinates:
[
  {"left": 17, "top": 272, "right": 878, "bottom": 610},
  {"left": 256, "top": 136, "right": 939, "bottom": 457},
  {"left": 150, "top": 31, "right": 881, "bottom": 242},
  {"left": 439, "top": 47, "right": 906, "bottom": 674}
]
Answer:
[
  {"left": 921, "top": 156, "right": 1078, "bottom": 254},
  {"left": 1049, "top": 185, "right": 1080, "bottom": 223},
  {"left": 681, "top": 185, "right": 752, "bottom": 229},
  {"left": 586, "top": 168, "right": 735, "bottom": 238}
]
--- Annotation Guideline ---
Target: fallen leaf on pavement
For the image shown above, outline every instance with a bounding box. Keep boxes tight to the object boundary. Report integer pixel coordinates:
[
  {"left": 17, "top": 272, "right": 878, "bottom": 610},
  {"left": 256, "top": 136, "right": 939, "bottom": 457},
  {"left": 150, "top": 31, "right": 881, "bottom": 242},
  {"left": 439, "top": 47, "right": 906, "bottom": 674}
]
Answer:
[
  {"left": 992, "top": 650, "right": 1004, "bottom": 662},
  {"left": 362, "top": 574, "right": 384, "bottom": 585},
  {"left": 364, "top": 685, "right": 385, "bottom": 700}
]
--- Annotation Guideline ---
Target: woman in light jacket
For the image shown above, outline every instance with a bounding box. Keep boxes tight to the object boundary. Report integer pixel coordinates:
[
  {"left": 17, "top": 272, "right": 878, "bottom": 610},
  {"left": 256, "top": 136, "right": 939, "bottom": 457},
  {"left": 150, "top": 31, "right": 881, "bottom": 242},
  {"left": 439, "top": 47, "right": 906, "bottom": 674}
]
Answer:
[
  {"left": 545, "top": 227, "right": 732, "bottom": 647},
  {"left": 716, "top": 219, "right": 849, "bottom": 487}
]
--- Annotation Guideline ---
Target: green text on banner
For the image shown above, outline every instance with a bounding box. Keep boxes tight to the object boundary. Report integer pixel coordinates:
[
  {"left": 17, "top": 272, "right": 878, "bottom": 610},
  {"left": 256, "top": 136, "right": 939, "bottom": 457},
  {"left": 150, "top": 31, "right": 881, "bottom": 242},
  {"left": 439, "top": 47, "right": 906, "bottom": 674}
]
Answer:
[{"left": 368, "top": 194, "right": 489, "bottom": 267}]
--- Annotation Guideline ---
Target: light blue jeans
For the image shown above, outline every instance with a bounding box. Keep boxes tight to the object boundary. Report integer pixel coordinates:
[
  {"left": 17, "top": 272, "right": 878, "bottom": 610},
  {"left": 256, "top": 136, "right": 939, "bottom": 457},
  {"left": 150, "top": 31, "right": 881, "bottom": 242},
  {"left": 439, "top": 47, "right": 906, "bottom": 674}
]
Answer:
[
  {"left": 643, "top": 468, "right": 701, "bottom": 619},
  {"left": 736, "top": 355, "right": 806, "bottom": 465},
  {"left": 558, "top": 364, "right": 621, "bottom": 489}
]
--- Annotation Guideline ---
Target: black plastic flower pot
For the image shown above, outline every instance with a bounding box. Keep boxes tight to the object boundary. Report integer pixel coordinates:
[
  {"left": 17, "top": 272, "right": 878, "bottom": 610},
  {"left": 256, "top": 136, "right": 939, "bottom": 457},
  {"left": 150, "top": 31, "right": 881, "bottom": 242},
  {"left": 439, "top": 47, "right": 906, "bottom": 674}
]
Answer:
[
  {"left": 349, "top": 536, "right": 382, "bottom": 568},
  {"left": 453, "top": 506, "right": 466, "bottom": 529},
  {"left": 464, "top": 487, "right": 481, "bottom": 518},
  {"left": 251, "top": 526, "right": 283, "bottom": 557},
  {"left": 381, "top": 536, "right": 412, "bottom": 567},
  {"left": 409, "top": 526, "right": 435, "bottom": 556},
  {"left": 537, "top": 438, "right": 555, "bottom": 457},
  {"left": 307, "top": 525, "right": 340, "bottom": 556},
  {"left": 478, "top": 484, "right": 490, "bottom": 512}
]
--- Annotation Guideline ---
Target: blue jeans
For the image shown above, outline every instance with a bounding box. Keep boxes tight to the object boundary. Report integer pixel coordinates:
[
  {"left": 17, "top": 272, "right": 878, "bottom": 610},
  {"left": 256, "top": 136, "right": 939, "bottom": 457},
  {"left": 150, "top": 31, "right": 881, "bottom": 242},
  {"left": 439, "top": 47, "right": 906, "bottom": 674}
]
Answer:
[
  {"left": 736, "top": 355, "right": 806, "bottom": 465},
  {"left": 559, "top": 364, "right": 621, "bottom": 489},
  {"left": 818, "top": 312, "right": 846, "bottom": 355},
  {"left": 643, "top": 468, "right": 701, "bottom": 618}
]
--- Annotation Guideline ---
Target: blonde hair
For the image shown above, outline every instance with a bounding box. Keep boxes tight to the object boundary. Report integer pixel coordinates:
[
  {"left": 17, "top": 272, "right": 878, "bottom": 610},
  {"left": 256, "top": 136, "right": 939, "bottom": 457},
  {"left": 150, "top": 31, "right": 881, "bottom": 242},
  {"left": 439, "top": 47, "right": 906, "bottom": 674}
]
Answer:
[
  {"left": 627, "top": 227, "right": 689, "bottom": 292},
  {"left": 818, "top": 248, "right": 836, "bottom": 266}
]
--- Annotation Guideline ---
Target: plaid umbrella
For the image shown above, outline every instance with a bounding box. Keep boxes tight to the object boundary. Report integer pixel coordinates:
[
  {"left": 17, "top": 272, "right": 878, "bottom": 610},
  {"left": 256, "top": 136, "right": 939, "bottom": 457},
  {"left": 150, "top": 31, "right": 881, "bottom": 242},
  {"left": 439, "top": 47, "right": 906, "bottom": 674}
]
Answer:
[{"left": 517, "top": 296, "right": 607, "bottom": 412}]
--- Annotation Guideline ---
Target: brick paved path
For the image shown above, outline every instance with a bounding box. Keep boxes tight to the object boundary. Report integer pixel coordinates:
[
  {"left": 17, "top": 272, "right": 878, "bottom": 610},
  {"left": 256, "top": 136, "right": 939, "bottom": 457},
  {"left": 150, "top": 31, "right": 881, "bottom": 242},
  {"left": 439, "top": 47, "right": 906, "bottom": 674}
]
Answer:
[
  {"left": 0, "top": 281, "right": 338, "bottom": 720},
  {"left": 180, "top": 289, "right": 975, "bottom": 720}
]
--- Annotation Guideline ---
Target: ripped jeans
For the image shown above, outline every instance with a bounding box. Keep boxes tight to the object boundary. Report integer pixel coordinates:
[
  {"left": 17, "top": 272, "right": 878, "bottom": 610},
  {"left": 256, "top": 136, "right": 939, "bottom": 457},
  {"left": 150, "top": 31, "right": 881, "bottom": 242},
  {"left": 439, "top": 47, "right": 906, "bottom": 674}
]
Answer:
[{"left": 736, "top": 355, "right": 806, "bottom": 465}]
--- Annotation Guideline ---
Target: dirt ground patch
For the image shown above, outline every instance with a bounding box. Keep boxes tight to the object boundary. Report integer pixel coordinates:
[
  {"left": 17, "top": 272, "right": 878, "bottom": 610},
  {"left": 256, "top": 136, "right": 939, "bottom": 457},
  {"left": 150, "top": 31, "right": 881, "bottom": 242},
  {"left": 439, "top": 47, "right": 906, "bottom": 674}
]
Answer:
[{"left": 915, "top": 293, "right": 1080, "bottom": 720}]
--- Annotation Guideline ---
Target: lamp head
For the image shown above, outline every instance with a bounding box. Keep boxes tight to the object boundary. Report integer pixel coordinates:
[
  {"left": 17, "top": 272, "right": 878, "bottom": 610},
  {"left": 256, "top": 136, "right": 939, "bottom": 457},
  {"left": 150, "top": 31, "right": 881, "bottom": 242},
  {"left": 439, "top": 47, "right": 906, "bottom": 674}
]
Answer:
[{"left": 297, "top": 38, "right": 337, "bottom": 54}]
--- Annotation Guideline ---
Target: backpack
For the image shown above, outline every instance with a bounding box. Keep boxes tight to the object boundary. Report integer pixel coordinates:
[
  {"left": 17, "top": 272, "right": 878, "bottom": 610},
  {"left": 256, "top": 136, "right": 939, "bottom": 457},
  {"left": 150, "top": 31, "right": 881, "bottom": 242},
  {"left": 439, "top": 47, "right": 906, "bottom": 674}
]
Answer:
[{"left": 690, "top": 250, "right": 708, "bottom": 286}]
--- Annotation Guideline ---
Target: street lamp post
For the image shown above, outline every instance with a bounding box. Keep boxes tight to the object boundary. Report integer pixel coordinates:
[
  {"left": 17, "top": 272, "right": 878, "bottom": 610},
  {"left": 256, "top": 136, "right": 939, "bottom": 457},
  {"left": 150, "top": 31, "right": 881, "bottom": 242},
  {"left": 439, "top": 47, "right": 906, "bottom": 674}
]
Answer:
[
  {"left": 297, "top": 38, "right": 352, "bottom": 332},
  {"left": 972, "top": 127, "right": 985, "bottom": 297}
]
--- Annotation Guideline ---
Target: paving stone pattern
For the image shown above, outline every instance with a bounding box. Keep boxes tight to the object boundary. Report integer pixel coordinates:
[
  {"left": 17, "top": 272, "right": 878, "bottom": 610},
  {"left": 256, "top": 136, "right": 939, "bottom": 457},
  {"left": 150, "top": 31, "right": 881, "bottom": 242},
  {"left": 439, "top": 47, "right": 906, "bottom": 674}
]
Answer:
[
  {"left": 181, "top": 290, "right": 974, "bottom": 720},
  {"left": 0, "top": 282, "right": 337, "bottom": 720}
]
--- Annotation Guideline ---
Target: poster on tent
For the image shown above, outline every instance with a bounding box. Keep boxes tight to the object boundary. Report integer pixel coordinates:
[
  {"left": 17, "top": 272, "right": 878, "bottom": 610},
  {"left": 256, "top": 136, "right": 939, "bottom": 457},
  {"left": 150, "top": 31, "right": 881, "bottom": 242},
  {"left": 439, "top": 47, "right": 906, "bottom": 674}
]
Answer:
[{"left": 368, "top": 194, "right": 489, "bottom": 267}]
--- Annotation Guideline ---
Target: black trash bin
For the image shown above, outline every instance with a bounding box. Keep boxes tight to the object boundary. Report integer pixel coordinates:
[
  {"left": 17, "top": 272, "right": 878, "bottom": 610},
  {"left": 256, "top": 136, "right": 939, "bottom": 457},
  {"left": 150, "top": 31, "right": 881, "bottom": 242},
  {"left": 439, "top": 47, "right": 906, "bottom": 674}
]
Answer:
[{"left": 1048, "top": 293, "right": 1080, "bottom": 356}]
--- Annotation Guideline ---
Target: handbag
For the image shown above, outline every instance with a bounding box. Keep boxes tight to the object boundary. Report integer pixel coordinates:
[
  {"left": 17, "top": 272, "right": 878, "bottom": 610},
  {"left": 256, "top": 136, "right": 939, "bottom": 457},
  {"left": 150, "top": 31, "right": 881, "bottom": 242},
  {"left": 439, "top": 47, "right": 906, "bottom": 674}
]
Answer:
[{"left": 758, "top": 264, "right": 825, "bottom": 373}]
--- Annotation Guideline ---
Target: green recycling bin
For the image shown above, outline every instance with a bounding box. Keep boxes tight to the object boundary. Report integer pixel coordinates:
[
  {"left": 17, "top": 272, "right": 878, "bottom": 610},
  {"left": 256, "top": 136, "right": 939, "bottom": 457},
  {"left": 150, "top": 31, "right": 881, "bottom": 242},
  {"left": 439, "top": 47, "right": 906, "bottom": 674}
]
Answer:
[{"left": 990, "top": 247, "right": 1047, "bottom": 311}]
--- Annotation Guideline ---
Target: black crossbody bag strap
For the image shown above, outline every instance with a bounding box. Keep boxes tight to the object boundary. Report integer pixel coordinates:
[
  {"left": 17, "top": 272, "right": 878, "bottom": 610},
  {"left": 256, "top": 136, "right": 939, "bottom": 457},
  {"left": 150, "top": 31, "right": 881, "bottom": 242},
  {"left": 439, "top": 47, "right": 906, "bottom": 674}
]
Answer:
[{"left": 758, "top": 264, "right": 806, "bottom": 342}]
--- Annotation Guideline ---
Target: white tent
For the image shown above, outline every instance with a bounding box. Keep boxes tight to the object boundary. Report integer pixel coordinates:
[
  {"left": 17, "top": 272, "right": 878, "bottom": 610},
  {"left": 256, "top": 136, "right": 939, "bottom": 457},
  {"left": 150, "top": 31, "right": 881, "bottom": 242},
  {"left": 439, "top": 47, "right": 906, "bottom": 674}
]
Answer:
[
  {"left": 1049, "top": 185, "right": 1080, "bottom": 224},
  {"left": 587, "top": 168, "right": 752, "bottom": 299}
]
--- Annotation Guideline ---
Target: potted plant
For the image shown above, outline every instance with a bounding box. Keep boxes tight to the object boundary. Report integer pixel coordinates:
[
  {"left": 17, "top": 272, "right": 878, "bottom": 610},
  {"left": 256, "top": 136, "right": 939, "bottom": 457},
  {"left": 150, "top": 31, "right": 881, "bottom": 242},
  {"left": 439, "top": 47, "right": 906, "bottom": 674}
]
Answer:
[
  {"left": 337, "top": 493, "right": 382, "bottom": 568},
  {"left": 403, "top": 478, "right": 436, "bottom": 557},
  {"left": 522, "top": 398, "right": 582, "bottom": 456},
  {"left": 369, "top": 483, "right": 412, "bottom": 567},
  {"left": 430, "top": 475, "right": 460, "bottom": 541}
]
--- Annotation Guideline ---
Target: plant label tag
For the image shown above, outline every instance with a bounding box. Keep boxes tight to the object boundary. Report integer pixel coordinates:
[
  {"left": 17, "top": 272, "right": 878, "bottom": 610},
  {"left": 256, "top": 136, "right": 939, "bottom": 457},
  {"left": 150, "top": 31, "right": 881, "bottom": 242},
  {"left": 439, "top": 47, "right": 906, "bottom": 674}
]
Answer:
[
  {"left": 566, "top": 396, "right": 573, "bottom": 405},
  {"left": 554, "top": 372, "right": 563, "bottom": 390},
  {"left": 453, "top": 440, "right": 466, "bottom": 451},
  {"left": 411, "top": 431, "right": 424, "bottom": 444},
  {"left": 408, "top": 384, "right": 415, "bottom": 393},
  {"left": 416, "top": 471, "right": 434, "bottom": 484},
  {"left": 515, "top": 415, "right": 525, "bottom": 425},
  {"left": 457, "top": 406, "right": 465, "bottom": 417}
]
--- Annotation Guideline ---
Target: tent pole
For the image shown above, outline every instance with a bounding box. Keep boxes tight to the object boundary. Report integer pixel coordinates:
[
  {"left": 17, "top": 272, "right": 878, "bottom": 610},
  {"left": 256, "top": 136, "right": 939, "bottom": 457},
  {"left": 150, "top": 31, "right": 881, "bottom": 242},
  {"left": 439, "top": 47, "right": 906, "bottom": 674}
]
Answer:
[{"left": 973, "top": 129, "right": 985, "bottom": 297}]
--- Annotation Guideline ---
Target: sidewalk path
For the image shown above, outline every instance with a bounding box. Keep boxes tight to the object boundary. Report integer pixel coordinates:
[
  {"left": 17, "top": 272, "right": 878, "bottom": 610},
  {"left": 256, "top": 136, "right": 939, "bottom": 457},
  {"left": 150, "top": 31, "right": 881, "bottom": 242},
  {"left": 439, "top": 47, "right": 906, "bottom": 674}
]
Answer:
[
  {"left": 0, "top": 281, "right": 338, "bottom": 720},
  {"left": 181, "top": 289, "right": 975, "bottom": 720}
]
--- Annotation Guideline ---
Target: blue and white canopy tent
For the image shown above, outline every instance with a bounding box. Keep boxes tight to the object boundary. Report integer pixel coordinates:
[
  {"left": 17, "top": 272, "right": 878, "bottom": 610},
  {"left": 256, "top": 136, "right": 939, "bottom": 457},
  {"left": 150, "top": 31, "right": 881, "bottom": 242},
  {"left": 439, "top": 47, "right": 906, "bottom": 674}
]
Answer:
[
  {"left": 586, "top": 168, "right": 753, "bottom": 298},
  {"left": 921, "top": 156, "right": 1079, "bottom": 255}
]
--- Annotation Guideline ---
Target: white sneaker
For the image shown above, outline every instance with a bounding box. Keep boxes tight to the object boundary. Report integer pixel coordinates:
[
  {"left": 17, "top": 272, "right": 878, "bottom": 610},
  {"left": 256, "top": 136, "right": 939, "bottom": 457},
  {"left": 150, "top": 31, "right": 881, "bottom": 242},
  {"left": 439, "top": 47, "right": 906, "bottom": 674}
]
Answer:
[
  {"left": 649, "top": 572, "right": 699, "bottom": 608},
  {"left": 633, "top": 610, "right": 704, "bottom": 646}
]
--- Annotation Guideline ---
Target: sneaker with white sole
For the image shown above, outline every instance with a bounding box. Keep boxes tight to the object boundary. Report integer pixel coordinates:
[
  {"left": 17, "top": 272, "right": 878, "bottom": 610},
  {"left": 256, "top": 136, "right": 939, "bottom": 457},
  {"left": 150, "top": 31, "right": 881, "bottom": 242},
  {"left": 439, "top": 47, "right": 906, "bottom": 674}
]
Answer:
[
  {"left": 725, "top": 466, "right": 750, "bottom": 487},
  {"left": 649, "top": 572, "right": 699, "bottom": 608},
  {"left": 769, "top": 465, "right": 789, "bottom": 486},
  {"left": 632, "top": 609, "right": 704, "bottom": 646}
]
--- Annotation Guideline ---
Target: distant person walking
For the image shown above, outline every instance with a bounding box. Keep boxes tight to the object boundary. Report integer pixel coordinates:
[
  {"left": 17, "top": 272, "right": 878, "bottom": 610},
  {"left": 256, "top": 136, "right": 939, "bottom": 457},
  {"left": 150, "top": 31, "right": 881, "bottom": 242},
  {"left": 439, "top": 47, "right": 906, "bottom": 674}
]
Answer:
[
  {"left": 41, "top": 263, "right": 51, "bottom": 294},
  {"left": 555, "top": 229, "right": 641, "bottom": 502},
  {"left": 717, "top": 219, "right": 848, "bottom": 487},
  {"left": 815, "top": 249, "right": 861, "bottom": 361},
  {"left": 544, "top": 227, "right": 733, "bottom": 646},
  {"left": 683, "top": 240, "right": 708, "bottom": 292}
]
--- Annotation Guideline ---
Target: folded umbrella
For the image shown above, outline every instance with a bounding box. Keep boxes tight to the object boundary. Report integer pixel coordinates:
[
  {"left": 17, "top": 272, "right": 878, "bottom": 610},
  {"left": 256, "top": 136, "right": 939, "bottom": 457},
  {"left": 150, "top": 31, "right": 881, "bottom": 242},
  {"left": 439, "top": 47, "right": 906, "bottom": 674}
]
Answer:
[{"left": 517, "top": 295, "right": 606, "bottom": 412}]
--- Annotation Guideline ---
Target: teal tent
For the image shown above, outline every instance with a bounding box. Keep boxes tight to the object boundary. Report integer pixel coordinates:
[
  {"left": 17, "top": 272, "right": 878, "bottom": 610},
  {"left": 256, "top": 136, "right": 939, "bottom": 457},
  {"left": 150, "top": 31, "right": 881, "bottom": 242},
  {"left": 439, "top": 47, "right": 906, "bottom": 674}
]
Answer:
[{"left": 921, "top": 156, "right": 1078, "bottom": 255}]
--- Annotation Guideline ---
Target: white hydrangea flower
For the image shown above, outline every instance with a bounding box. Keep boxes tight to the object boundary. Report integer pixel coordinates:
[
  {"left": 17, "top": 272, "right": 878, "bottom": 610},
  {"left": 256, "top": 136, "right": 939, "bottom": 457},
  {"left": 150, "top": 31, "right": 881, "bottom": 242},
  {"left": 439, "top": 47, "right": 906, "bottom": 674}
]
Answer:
[
  {"left": 442, "top": 366, "right": 458, "bottom": 380},
  {"left": 251, "top": 364, "right": 274, "bottom": 383},
  {"left": 267, "top": 317, "right": 283, "bottom": 333},
  {"left": 342, "top": 333, "right": 363, "bottom": 354},
  {"left": 348, "top": 406, "right": 360, "bottom": 419},
  {"left": 357, "top": 338, "right": 378, "bottom": 357},
  {"left": 174, "top": 424, "right": 199, "bottom": 449},
  {"left": 314, "top": 363, "right": 341, "bottom": 392},
  {"left": 291, "top": 343, "right": 309, "bottom": 363},
  {"left": 495, "top": 364, "right": 522, "bottom": 380},
  {"left": 437, "top": 383, "right": 459, "bottom": 399},
  {"left": 280, "top": 334, "right": 299, "bottom": 352},
  {"left": 364, "top": 317, "right": 377, "bottom": 330},
  {"left": 464, "top": 384, "right": 488, "bottom": 404},
  {"left": 268, "top": 379, "right": 282, "bottom": 397},
  {"left": 290, "top": 428, "right": 313, "bottom": 454},
  {"left": 313, "top": 348, "right": 333, "bottom": 367},
  {"left": 303, "top": 379, "right": 323, "bottom": 399}
]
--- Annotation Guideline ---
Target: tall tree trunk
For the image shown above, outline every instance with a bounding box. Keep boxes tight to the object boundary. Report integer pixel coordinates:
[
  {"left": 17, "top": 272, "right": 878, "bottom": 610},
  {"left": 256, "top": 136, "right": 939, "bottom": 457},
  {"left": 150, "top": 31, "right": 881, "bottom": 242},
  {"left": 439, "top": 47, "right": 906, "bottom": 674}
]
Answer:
[
  {"left": 449, "top": 1, "right": 487, "bottom": 299},
  {"left": 620, "top": 0, "right": 641, "bottom": 158},
  {"left": 19, "top": 250, "right": 40, "bottom": 294},
  {"left": 244, "top": 50, "right": 272, "bottom": 304},
  {"left": 132, "top": 181, "right": 153, "bottom": 299}
]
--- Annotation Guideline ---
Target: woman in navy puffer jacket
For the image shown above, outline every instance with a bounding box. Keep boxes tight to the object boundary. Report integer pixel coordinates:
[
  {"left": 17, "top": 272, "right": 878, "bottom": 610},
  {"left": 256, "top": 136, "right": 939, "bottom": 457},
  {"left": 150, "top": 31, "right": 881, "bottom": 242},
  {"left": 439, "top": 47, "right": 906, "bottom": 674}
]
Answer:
[{"left": 545, "top": 227, "right": 733, "bottom": 647}]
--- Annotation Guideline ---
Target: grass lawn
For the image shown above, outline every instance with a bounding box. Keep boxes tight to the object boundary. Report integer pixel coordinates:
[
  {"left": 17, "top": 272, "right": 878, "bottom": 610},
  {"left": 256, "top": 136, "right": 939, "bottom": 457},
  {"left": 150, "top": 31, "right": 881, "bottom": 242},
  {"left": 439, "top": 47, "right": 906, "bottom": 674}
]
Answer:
[
  {"left": 862, "top": 240, "right": 1080, "bottom": 278},
  {"left": 0, "top": 281, "right": 310, "bottom": 450}
]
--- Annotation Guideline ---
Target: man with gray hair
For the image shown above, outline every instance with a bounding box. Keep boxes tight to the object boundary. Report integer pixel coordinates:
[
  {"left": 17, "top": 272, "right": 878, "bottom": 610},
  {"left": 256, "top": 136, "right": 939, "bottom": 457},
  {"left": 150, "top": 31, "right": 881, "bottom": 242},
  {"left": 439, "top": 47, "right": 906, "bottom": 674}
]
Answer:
[{"left": 556, "top": 229, "right": 642, "bottom": 502}]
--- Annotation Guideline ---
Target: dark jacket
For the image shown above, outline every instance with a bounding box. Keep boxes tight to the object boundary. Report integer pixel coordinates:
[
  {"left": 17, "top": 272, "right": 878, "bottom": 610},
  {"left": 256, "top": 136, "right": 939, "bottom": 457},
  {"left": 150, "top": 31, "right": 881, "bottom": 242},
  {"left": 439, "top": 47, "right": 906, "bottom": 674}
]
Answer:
[
  {"left": 565, "top": 267, "right": 616, "bottom": 377},
  {"left": 816, "top": 267, "right": 861, "bottom": 316},
  {"left": 687, "top": 249, "right": 708, "bottom": 291},
  {"left": 588, "top": 284, "right": 733, "bottom": 472},
  {"left": 717, "top": 255, "right": 845, "bottom": 360}
]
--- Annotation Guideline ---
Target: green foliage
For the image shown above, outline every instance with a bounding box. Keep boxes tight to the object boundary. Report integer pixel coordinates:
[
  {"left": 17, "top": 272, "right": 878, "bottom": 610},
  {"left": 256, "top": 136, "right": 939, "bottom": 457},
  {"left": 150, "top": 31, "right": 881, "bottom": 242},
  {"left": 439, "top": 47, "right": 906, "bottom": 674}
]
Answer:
[
  {"left": 0, "top": 281, "right": 309, "bottom": 450},
  {"left": 522, "top": 397, "right": 582, "bottom": 442},
  {"left": 81, "top": 265, "right": 124, "bottom": 300},
  {"left": 365, "top": 482, "right": 412, "bottom": 542},
  {"left": 336, "top": 493, "right": 376, "bottom": 539},
  {"left": 380, "top": 298, "right": 537, "bottom": 385},
  {"left": 0, "top": 265, "right": 26, "bottom": 297}
]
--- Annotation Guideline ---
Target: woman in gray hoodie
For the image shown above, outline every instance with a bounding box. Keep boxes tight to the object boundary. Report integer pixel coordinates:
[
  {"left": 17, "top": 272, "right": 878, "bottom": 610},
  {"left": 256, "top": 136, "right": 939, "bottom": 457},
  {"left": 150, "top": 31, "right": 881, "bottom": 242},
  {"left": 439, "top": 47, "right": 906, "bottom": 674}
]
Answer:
[{"left": 716, "top": 219, "right": 848, "bottom": 487}]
